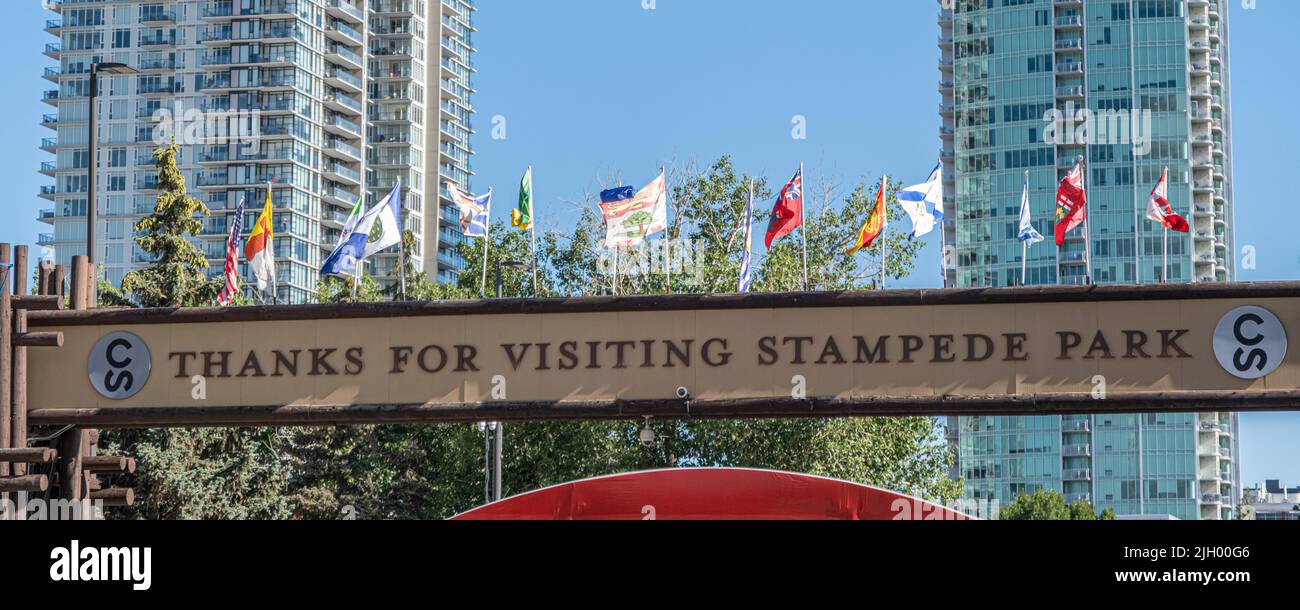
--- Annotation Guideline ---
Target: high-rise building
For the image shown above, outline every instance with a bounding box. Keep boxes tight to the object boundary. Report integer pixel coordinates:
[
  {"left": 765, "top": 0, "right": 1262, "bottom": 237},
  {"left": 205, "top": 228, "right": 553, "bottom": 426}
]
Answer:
[
  {"left": 38, "top": 0, "right": 475, "bottom": 303},
  {"left": 939, "top": 0, "right": 1240, "bottom": 520}
]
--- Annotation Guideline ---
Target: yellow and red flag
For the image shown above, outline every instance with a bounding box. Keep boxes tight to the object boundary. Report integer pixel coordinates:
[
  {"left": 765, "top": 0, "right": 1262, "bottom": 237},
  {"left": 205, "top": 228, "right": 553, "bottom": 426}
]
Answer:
[
  {"left": 244, "top": 183, "right": 276, "bottom": 292},
  {"left": 847, "top": 176, "right": 889, "bottom": 255}
]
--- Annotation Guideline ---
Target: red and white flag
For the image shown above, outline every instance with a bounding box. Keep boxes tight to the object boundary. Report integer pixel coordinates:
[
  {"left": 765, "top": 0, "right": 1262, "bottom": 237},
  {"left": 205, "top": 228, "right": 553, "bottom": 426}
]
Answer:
[
  {"left": 216, "top": 196, "right": 248, "bottom": 306},
  {"left": 1146, "top": 168, "right": 1190, "bottom": 233},
  {"left": 765, "top": 167, "right": 803, "bottom": 248},
  {"left": 1054, "top": 158, "right": 1087, "bottom": 246}
]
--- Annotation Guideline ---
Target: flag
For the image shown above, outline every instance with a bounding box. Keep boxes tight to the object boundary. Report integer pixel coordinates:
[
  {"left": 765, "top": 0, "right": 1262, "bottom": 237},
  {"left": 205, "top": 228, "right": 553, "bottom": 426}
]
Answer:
[
  {"left": 216, "top": 196, "right": 249, "bottom": 306},
  {"left": 1018, "top": 171, "right": 1045, "bottom": 246},
  {"left": 897, "top": 162, "right": 945, "bottom": 238},
  {"left": 764, "top": 167, "right": 803, "bottom": 248},
  {"left": 739, "top": 184, "right": 755, "bottom": 293},
  {"left": 1147, "top": 168, "right": 1190, "bottom": 233},
  {"left": 847, "top": 176, "right": 889, "bottom": 255},
  {"left": 1054, "top": 158, "right": 1088, "bottom": 246},
  {"left": 320, "top": 181, "right": 404, "bottom": 277},
  {"left": 320, "top": 194, "right": 367, "bottom": 276},
  {"left": 599, "top": 171, "right": 667, "bottom": 248},
  {"left": 244, "top": 184, "right": 276, "bottom": 293},
  {"left": 358, "top": 181, "right": 404, "bottom": 260},
  {"left": 448, "top": 183, "right": 492, "bottom": 238},
  {"left": 512, "top": 167, "right": 534, "bottom": 231}
]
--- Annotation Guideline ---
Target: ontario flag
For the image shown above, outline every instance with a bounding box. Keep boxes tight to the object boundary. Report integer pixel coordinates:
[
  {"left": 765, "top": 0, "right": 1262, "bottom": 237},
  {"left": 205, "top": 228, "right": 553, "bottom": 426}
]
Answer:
[
  {"left": 765, "top": 167, "right": 803, "bottom": 248},
  {"left": 1054, "top": 157, "right": 1088, "bottom": 246},
  {"left": 215, "top": 196, "right": 248, "bottom": 306},
  {"left": 1147, "top": 168, "right": 1189, "bottom": 233}
]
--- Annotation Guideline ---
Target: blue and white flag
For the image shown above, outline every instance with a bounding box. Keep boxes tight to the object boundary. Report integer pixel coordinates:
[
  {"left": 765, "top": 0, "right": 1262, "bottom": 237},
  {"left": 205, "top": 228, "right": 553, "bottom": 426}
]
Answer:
[
  {"left": 1018, "top": 171, "right": 1045, "bottom": 245},
  {"left": 448, "top": 183, "right": 491, "bottom": 238},
  {"left": 320, "top": 194, "right": 367, "bottom": 276},
  {"left": 897, "top": 162, "right": 945, "bottom": 238},
  {"left": 320, "top": 180, "right": 404, "bottom": 276},
  {"left": 738, "top": 184, "right": 755, "bottom": 293}
]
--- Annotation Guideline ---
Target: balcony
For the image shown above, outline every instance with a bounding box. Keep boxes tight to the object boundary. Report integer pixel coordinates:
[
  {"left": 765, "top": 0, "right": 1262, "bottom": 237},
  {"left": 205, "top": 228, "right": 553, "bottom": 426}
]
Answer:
[
  {"left": 326, "top": 0, "right": 365, "bottom": 24},
  {"left": 1062, "top": 445, "right": 1091, "bottom": 457}
]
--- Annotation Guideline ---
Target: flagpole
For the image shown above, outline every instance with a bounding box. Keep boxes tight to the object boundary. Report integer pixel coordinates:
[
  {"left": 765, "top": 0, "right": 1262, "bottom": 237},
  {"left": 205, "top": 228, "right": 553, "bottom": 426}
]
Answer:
[
  {"left": 1079, "top": 157, "right": 1093, "bottom": 285},
  {"left": 1162, "top": 226, "right": 1169, "bottom": 284},
  {"left": 612, "top": 246, "right": 619, "bottom": 296},
  {"left": 352, "top": 188, "right": 365, "bottom": 301},
  {"left": 799, "top": 162, "right": 810, "bottom": 291},
  {"left": 1022, "top": 170, "right": 1030, "bottom": 286},
  {"left": 529, "top": 166, "right": 539, "bottom": 296},
  {"left": 663, "top": 165, "right": 672, "bottom": 293},
  {"left": 268, "top": 181, "right": 278, "bottom": 305},
  {"left": 481, "top": 197, "right": 491, "bottom": 298},
  {"left": 880, "top": 175, "right": 889, "bottom": 291}
]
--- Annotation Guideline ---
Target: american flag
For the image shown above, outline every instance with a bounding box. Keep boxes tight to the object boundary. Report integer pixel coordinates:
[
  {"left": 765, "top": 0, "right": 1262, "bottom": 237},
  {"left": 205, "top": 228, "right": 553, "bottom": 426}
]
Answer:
[{"left": 216, "top": 196, "right": 248, "bottom": 306}]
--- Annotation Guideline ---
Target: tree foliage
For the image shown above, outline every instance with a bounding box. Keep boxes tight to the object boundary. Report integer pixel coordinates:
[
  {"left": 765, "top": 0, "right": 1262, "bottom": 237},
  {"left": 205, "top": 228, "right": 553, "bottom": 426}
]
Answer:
[
  {"left": 100, "top": 153, "right": 961, "bottom": 519},
  {"left": 120, "top": 145, "right": 222, "bottom": 308},
  {"left": 999, "top": 489, "right": 1117, "bottom": 521},
  {"left": 99, "top": 145, "right": 292, "bottom": 520}
]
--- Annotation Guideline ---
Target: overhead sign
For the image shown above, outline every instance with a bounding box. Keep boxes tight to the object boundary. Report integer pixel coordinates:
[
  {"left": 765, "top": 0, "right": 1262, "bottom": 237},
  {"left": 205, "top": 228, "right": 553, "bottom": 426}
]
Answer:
[{"left": 22, "top": 285, "right": 1300, "bottom": 426}]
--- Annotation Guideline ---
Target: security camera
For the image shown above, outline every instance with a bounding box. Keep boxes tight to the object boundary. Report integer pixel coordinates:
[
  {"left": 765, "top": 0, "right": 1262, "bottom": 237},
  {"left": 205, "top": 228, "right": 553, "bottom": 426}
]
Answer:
[{"left": 676, "top": 387, "right": 691, "bottom": 400}]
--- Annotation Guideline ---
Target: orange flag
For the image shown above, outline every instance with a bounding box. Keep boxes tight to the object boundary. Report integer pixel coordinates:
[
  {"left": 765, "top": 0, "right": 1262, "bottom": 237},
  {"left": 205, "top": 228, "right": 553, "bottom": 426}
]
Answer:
[{"left": 847, "top": 176, "right": 889, "bottom": 255}]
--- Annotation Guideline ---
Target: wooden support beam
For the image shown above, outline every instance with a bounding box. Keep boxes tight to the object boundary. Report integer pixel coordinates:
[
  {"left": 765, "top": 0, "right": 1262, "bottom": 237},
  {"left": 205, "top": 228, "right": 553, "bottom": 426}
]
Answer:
[
  {"left": 37, "top": 261, "right": 52, "bottom": 297},
  {"left": 11, "top": 246, "right": 30, "bottom": 487},
  {"left": 0, "top": 243, "right": 11, "bottom": 497},
  {"left": 0, "top": 475, "right": 48, "bottom": 493},
  {"left": 14, "top": 332, "right": 62, "bottom": 348},
  {"left": 0, "top": 448, "right": 56, "bottom": 464},
  {"left": 12, "top": 295, "right": 63, "bottom": 311},
  {"left": 90, "top": 487, "right": 134, "bottom": 507},
  {"left": 69, "top": 256, "right": 89, "bottom": 312},
  {"left": 83, "top": 455, "right": 135, "bottom": 474},
  {"left": 58, "top": 429, "right": 89, "bottom": 509},
  {"left": 53, "top": 264, "right": 65, "bottom": 299}
]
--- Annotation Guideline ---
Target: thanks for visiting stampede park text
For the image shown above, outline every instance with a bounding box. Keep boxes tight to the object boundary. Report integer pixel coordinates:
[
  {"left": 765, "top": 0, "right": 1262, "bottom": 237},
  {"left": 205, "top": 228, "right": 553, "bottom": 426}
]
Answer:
[{"left": 164, "top": 328, "right": 1193, "bottom": 379}]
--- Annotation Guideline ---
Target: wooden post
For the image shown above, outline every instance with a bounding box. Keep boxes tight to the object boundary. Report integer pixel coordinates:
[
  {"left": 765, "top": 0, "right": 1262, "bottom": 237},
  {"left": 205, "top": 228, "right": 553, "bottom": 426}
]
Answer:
[
  {"left": 37, "top": 260, "right": 52, "bottom": 297},
  {"left": 53, "top": 264, "right": 65, "bottom": 300},
  {"left": 0, "top": 243, "right": 11, "bottom": 509},
  {"left": 11, "top": 246, "right": 28, "bottom": 520},
  {"left": 70, "top": 256, "right": 89, "bottom": 312},
  {"left": 58, "top": 257, "right": 93, "bottom": 518}
]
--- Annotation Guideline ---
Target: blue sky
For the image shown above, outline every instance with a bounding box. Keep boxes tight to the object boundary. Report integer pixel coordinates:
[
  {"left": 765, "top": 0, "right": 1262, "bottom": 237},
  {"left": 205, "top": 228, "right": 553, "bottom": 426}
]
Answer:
[{"left": 2, "top": 1, "right": 1295, "bottom": 488}]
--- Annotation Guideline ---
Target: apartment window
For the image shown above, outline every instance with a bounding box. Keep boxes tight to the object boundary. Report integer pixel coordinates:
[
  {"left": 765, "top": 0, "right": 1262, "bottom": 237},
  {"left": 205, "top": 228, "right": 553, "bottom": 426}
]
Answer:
[{"left": 112, "top": 30, "right": 131, "bottom": 49}]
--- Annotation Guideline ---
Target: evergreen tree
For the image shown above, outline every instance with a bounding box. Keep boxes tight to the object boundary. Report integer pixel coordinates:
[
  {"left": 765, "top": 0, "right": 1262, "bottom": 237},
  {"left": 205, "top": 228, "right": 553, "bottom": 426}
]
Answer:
[{"left": 100, "top": 145, "right": 292, "bottom": 519}]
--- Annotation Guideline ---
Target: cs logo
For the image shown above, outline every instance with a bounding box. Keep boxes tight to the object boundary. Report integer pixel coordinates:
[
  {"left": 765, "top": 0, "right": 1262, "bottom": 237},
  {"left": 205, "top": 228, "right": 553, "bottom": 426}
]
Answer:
[
  {"left": 88, "top": 331, "right": 152, "bottom": 400},
  {"left": 1213, "top": 307, "right": 1287, "bottom": 380}
]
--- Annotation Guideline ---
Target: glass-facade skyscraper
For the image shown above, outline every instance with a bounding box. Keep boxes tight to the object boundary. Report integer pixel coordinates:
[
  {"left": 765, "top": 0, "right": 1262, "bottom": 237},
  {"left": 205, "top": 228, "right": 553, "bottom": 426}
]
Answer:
[
  {"left": 939, "top": 0, "right": 1240, "bottom": 519},
  {"left": 39, "top": 0, "right": 475, "bottom": 303}
]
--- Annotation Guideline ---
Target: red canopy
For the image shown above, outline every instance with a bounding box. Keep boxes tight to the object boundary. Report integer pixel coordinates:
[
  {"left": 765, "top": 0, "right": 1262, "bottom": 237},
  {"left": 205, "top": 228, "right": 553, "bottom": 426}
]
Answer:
[{"left": 452, "top": 468, "right": 972, "bottom": 521}]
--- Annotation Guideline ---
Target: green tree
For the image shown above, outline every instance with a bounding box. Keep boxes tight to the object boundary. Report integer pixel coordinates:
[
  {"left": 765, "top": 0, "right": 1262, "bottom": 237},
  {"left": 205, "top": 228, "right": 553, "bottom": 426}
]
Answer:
[
  {"left": 99, "top": 145, "right": 292, "bottom": 520},
  {"left": 286, "top": 155, "right": 962, "bottom": 519},
  {"left": 120, "top": 145, "right": 222, "bottom": 308},
  {"left": 999, "top": 489, "right": 1114, "bottom": 521}
]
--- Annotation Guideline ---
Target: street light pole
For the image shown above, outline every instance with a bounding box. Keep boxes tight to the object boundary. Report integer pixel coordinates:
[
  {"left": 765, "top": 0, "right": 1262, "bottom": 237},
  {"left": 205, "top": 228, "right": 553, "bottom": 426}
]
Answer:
[
  {"left": 485, "top": 259, "right": 527, "bottom": 502},
  {"left": 87, "top": 65, "right": 99, "bottom": 273},
  {"left": 84, "top": 63, "right": 138, "bottom": 302}
]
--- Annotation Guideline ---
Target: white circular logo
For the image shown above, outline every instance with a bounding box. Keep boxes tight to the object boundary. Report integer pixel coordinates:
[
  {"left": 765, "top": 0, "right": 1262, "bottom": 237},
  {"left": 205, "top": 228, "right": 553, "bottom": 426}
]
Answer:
[
  {"left": 1213, "top": 306, "right": 1287, "bottom": 380},
  {"left": 88, "top": 331, "right": 152, "bottom": 400}
]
